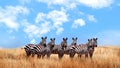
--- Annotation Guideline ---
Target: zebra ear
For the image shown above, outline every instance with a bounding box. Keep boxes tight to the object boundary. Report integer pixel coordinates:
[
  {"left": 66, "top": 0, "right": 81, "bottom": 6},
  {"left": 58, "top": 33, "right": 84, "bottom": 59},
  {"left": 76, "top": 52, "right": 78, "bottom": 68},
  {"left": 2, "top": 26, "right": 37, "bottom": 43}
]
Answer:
[
  {"left": 96, "top": 38, "right": 98, "bottom": 40},
  {"left": 50, "top": 38, "right": 52, "bottom": 41},
  {"left": 41, "top": 37, "right": 43, "bottom": 39},
  {"left": 45, "top": 36, "right": 47, "bottom": 39},
  {"left": 90, "top": 39, "right": 92, "bottom": 41},
  {"left": 72, "top": 38, "right": 74, "bottom": 40},
  {"left": 66, "top": 37, "right": 68, "bottom": 40},
  {"left": 63, "top": 38, "right": 65, "bottom": 40},
  {"left": 88, "top": 39, "right": 90, "bottom": 41},
  {"left": 54, "top": 38, "right": 55, "bottom": 40},
  {"left": 76, "top": 37, "right": 77, "bottom": 40}
]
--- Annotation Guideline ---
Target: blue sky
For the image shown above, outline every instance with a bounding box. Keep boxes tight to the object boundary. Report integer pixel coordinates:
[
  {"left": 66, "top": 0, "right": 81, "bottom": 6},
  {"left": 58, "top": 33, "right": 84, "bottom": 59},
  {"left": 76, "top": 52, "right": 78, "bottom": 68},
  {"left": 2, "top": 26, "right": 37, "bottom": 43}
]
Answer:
[{"left": 0, "top": 0, "right": 120, "bottom": 48}]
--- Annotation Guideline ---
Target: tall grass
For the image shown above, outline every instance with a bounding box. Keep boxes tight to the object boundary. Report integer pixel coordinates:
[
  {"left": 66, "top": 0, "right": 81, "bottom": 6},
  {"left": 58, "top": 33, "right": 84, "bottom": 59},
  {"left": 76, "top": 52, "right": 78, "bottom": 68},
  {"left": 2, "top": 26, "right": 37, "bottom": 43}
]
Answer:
[{"left": 0, "top": 46, "right": 120, "bottom": 68}]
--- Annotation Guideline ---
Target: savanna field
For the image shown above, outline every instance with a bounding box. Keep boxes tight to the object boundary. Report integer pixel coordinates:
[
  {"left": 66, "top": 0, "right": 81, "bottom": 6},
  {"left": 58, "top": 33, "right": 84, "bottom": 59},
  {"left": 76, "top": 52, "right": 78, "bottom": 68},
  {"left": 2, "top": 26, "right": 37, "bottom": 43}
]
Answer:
[{"left": 0, "top": 46, "right": 120, "bottom": 68}]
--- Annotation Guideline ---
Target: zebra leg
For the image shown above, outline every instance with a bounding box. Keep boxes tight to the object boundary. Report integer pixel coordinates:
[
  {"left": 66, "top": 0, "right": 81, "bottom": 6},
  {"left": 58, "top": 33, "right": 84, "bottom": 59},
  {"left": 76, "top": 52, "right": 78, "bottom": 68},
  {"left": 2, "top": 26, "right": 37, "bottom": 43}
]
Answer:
[
  {"left": 27, "top": 51, "right": 31, "bottom": 57},
  {"left": 78, "top": 54, "right": 81, "bottom": 58},
  {"left": 37, "top": 53, "right": 41, "bottom": 58},
  {"left": 89, "top": 52, "right": 93, "bottom": 59},
  {"left": 37, "top": 54, "right": 39, "bottom": 58},
  {"left": 42, "top": 53, "right": 45, "bottom": 59},
  {"left": 69, "top": 50, "right": 76, "bottom": 58},
  {"left": 58, "top": 53, "right": 64, "bottom": 59},
  {"left": 32, "top": 50, "right": 36, "bottom": 57},
  {"left": 24, "top": 48, "right": 31, "bottom": 57},
  {"left": 47, "top": 52, "right": 51, "bottom": 58},
  {"left": 58, "top": 50, "right": 64, "bottom": 59},
  {"left": 69, "top": 53, "right": 75, "bottom": 58},
  {"left": 32, "top": 53, "right": 35, "bottom": 57},
  {"left": 85, "top": 53, "right": 88, "bottom": 58}
]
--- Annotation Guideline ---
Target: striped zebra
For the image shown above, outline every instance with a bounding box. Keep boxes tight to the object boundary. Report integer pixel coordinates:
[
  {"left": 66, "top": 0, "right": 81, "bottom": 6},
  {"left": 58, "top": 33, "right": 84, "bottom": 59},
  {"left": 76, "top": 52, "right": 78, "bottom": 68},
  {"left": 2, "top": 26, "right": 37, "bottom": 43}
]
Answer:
[
  {"left": 39, "top": 38, "right": 55, "bottom": 58},
  {"left": 51, "top": 38, "right": 68, "bottom": 59},
  {"left": 24, "top": 44, "right": 35, "bottom": 57},
  {"left": 31, "top": 37, "right": 47, "bottom": 58},
  {"left": 72, "top": 39, "right": 93, "bottom": 58},
  {"left": 65, "top": 37, "right": 77, "bottom": 58},
  {"left": 88, "top": 38, "right": 98, "bottom": 59},
  {"left": 24, "top": 37, "right": 47, "bottom": 57}
]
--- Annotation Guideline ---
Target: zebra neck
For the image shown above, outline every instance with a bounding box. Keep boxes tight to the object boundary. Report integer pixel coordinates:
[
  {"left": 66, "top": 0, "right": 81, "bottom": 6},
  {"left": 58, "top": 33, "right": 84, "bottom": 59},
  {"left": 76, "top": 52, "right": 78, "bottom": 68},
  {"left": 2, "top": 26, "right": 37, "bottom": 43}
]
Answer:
[
  {"left": 39, "top": 42, "right": 46, "bottom": 47},
  {"left": 39, "top": 42, "right": 42, "bottom": 45}
]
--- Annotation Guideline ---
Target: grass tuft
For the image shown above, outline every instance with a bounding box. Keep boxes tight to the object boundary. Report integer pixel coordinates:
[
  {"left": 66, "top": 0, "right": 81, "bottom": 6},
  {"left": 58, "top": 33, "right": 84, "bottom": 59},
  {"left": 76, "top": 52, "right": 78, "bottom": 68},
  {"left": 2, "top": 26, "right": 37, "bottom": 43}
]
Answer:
[{"left": 0, "top": 46, "right": 120, "bottom": 68}]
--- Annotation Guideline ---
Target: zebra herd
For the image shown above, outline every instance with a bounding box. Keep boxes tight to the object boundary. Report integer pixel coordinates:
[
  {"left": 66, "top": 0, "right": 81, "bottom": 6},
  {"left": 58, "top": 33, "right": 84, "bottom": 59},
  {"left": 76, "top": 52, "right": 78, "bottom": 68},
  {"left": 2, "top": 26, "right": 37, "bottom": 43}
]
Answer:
[{"left": 24, "top": 37, "right": 98, "bottom": 59}]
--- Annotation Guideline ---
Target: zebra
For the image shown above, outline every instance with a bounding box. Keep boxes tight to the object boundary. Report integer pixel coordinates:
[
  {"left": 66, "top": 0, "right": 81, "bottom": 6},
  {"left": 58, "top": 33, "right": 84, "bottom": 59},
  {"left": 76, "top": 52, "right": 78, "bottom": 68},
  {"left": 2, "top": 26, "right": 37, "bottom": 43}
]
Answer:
[
  {"left": 64, "top": 37, "right": 77, "bottom": 58},
  {"left": 24, "top": 44, "right": 34, "bottom": 57},
  {"left": 88, "top": 38, "right": 98, "bottom": 59},
  {"left": 39, "top": 38, "right": 55, "bottom": 58},
  {"left": 24, "top": 37, "right": 47, "bottom": 57},
  {"left": 71, "top": 37, "right": 77, "bottom": 45},
  {"left": 61, "top": 38, "right": 68, "bottom": 50},
  {"left": 31, "top": 37, "right": 47, "bottom": 58},
  {"left": 51, "top": 37, "right": 68, "bottom": 59},
  {"left": 72, "top": 39, "right": 93, "bottom": 58}
]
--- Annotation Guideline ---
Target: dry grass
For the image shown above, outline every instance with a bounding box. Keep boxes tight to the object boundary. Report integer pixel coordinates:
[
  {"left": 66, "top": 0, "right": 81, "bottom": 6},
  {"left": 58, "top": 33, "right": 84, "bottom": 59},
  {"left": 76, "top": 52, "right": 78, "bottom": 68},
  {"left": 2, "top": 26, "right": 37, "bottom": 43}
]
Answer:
[{"left": 0, "top": 46, "right": 120, "bottom": 68}]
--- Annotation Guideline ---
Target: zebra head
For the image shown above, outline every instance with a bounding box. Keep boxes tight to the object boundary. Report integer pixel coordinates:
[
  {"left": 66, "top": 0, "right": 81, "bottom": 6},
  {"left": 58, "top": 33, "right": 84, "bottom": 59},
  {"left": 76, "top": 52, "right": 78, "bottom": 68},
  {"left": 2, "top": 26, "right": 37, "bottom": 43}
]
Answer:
[
  {"left": 87, "top": 39, "right": 94, "bottom": 50},
  {"left": 61, "top": 37, "right": 68, "bottom": 50},
  {"left": 87, "top": 39, "right": 93, "bottom": 46},
  {"left": 48, "top": 38, "right": 55, "bottom": 48},
  {"left": 40, "top": 36, "right": 47, "bottom": 47},
  {"left": 92, "top": 38, "right": 98, "bottom": 47},
  {"left": 71, "top": 37, "right": 77, "bottom": 45}
]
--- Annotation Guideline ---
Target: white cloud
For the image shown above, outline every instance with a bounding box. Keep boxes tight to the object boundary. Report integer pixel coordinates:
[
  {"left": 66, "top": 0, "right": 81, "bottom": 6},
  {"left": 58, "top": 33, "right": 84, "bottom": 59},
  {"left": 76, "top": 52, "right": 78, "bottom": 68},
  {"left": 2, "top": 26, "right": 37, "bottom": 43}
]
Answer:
[
  {"left": 87, "top": 14, "right": 96, "bottom": 22},
  {"left": 47, "top": 9, "right": 68, "bottom": 35},
  {"left": 47, "top": 10, "right": 68, "bottom": 24},
  {"left": 23, "top": 20, "right": 51, "bottom": 38},
  {"left": 35, "top": 8, "right": 68, "bottom": 25},
  {"left": 37, "top": 0, "right": 77, "bottom": 9},
  {"left": 37, "top": 0, "right": 67, "bottom": 5},
  {"left": 0, "top": 5, "right": 29, "bottom": 30},
  {"left": 35, "top": 9, "right": 68, "bottom": 27},
  {"left": 0, "top": 18, "right": 19, "bottom": 30},
  {"left": 72, "top": 18, "right": 85, "bottom": 28},
  {"left": 77, "top": 0, "right": 113, "bottom": 9},
  {"left": 47, "top": 9, "right": 68, "bottom": 32},
  {"left": 23, "top": 23, "right": 40, "bottom": 38},
  {"left": 95, "top": 30, "right": 120, "bottom": 45},
  {"left": 34, "top": 8, "right": 68, "bottom": 36},
  {"left": 35, "top": 13, "right": 46, "bottom": 23},
  {"left": 37, "top": 0, "right": 113, "bottom": 9},
  {"left": 40, "top": 21, "right": 51, "bottom": 34},
  {"left": 69, "top": 3, "right": 77, "bottom": 9},
  {"left": 56, "top": 27, "right": 64, "bottom": 35},
  {"left": 30, "top": 39, "right": 36, "bottom": 44}
]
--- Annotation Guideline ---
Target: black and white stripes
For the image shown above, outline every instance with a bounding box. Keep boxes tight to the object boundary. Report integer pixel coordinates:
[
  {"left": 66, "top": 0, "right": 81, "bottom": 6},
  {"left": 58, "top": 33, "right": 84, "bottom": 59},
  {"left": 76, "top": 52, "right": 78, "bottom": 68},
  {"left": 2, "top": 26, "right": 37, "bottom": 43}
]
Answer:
[
  {"left": 24, "top": 37, "right": 47, "bottom": 58},
  {"left": 24, "top": 37, "right": 98, "bottom": 59}
]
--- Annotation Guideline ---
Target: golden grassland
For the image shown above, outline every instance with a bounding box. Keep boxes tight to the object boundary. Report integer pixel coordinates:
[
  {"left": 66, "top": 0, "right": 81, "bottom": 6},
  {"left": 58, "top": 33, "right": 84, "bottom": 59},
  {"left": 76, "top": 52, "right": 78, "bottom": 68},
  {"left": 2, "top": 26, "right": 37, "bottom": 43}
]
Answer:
[{"left": 0, "top": 46, "right": 120, "bottom": 68}]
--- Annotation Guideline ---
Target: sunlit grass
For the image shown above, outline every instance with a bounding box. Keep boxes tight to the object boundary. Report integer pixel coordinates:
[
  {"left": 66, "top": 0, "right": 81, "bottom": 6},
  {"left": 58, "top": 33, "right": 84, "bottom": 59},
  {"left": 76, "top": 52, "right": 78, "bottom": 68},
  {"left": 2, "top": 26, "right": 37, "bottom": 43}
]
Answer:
[{"left": 0, "top": 46, "right": 120, "bottom": 68}]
